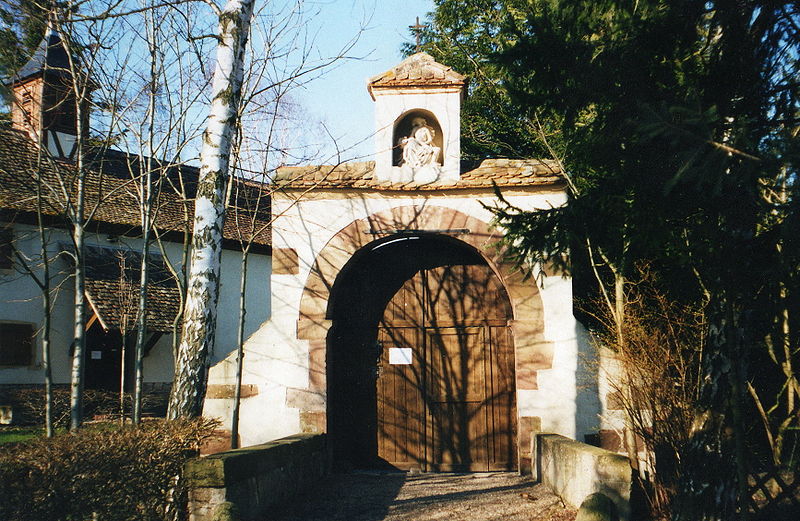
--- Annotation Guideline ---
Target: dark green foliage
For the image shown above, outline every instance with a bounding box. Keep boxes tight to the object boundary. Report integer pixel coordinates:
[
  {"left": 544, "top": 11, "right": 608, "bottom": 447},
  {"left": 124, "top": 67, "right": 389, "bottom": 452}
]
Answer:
[
  {"left": 489, "top": 0, "right": 798, "bottom": 289},
  {"left": 406, "top": 1, "right": 555, "bottom": 160},
  {"left": 421, "top": 1, "right": 799, "bottom": 518},
  {"left": 0, "top": 0, "right": 52, "bottom": 80},
  {"left": 0, "top": 418, "right": 218, "bottom": 521}
]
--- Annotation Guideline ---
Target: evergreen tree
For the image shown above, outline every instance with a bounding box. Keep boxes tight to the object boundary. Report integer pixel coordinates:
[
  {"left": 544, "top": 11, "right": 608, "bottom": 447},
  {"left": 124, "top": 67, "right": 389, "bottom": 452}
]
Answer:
[
  {"left": 0, "top": 0, "right": 51, "bottom": 79},
  {"left": 408, "top": 0, "right": 554, "bottom": 160},
  {"left": 420, "top": 1, "right": 799, "bottom": 518}
]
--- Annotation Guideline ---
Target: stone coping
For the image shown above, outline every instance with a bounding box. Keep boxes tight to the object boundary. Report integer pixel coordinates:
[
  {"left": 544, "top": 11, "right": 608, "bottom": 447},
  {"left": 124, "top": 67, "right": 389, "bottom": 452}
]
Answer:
[
  {"left": 533, "top": 433, "right": 633, "bottom": 521},
  {"left": 185, "top": 433, "right": 326, "bottom": 488}
]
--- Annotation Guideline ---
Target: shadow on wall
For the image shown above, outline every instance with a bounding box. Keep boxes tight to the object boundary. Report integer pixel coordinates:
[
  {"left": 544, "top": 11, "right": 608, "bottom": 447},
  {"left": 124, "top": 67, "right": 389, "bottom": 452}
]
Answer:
[{"left": 574, "top": 321, "right": 602, "bottom": 442}]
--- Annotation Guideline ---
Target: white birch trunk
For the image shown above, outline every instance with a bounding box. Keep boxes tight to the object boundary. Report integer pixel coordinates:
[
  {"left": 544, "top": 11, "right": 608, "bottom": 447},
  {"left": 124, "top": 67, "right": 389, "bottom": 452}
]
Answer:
[
  {"left": 168, "top": 0, "right": 256, "bottom": 419},
  {"left": 68, "top": 55, "right": 88, "bottom": 434},
  {"left": 133, "top": 9, "right": 159, "bottom": 424}
]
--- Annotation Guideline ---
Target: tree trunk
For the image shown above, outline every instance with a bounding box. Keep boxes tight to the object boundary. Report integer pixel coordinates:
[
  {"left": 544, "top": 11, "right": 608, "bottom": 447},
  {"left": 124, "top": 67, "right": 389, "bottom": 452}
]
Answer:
[
  {"left": 168, "top": 0, "right": 256, "bottom": 419},
  {"left": 37, "top": 173, "right": 54, "bottom": 437},
  {"left": 133, "top": 11, "right": 158, "bottom": 424},
  {"left": 231, "top": 248, "right": 249, "bottom": 448},
  {"left": 69, "top": 220, "right": 86, "bottom": 431}
]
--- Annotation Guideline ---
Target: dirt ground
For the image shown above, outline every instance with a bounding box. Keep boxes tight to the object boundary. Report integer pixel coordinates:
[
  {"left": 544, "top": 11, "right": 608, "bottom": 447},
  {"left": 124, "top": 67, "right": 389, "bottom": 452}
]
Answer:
[{"left": 266, "top": 471, "right": 577, "bottom": 521}]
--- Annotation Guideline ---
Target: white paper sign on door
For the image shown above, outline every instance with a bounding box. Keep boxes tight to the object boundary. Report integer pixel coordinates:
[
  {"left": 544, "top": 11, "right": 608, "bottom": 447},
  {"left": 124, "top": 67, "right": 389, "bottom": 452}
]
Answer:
[{"left": 389, "top": 347, "right": 413, "bottom": 365}]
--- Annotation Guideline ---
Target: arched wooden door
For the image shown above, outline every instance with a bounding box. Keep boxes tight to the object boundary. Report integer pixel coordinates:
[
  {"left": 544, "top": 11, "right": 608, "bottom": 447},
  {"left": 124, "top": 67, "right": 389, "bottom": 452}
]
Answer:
[{"left": 376, "top": 264, "right": 516, "bottom": 471}]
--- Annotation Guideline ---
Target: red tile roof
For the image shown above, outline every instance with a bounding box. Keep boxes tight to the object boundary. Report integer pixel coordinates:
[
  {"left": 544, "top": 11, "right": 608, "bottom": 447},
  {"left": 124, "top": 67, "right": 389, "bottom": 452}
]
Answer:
[
  {"left": 0, "top": 128, "right": 271, "bottom": 247},
  {"left": 367, "top": 53, "right": 466, "bottom": 99}
]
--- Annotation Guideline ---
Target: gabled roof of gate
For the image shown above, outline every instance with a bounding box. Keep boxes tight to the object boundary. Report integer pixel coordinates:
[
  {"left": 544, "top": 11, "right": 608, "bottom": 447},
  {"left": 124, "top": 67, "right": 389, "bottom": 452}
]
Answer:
[{"left": 273, "top": 158, "right": 563, "bottom": 191}]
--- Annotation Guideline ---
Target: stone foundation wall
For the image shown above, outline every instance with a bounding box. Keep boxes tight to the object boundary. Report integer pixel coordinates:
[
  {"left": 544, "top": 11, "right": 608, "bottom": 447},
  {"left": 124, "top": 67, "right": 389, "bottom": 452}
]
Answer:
[
  {"left": 532, "top": 433, "right": 632, "bottom": 521},
  {"left": 186, "top": 433, "right": 330, "bottom": 521}
]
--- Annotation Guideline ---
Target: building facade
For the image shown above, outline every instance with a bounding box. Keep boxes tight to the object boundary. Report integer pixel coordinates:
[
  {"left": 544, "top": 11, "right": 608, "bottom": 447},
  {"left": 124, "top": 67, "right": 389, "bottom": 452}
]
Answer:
[{"left": 204, "top": 53, "right": 605, "bottom": 472}]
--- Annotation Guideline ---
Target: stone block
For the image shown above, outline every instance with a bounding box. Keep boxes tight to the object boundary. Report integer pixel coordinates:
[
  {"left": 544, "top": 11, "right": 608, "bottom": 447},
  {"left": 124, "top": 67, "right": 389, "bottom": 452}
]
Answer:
[
  {"left": 300, "top": 411, "right": 327, "bottom": 433},
  {"left": 285, "top": 387, "right": 326, "bottom": 412},
  {"left": 201, "top": 429, "right": 236, "bottom": 456},
  {"left": 516, "top": 366, "right": 538, "bottom": 390},
  {"left": 296, "top": 317, "right": 332, "bottom": 340},
  {"left": 516, "top": 339, "right": 554, "bottom": 371},
  {"left": 534, "top": 433, "right": 632, "bottom": 521},
  {"left": 272, "top": 248, "right": 299, "bottom": 275},
  {"left": 518, "top": 416, "right": 542, "bottom": 475},
  {"left": 206, "top": 384, "right": 258, "bottom": 400},
  {"left": 308, "top": 340, "right": 326, "bottom": 393},
  {"left": 211, "top": 502, "right": 242, "bottom": 521},
  {"left": 186, "top": 434, "right": 330, "bottom": 521},
  {"left": 188, "top": 487, "right": 227, "bottom": 521},
  {"left": 576, "top": 493, "right": 620, "bottom": 521}
]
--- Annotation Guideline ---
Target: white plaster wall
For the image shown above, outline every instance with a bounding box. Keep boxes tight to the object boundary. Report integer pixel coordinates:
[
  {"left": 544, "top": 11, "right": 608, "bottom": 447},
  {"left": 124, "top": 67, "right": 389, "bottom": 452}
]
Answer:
[
  {"left": 598, "top": 345, "right": 627, "bottom": 438},
  {"left": 517, "top": 272, "right": 601, "bottom": 441},
  {"left": 0, "top": 221, "right": 270, "bottom": 388},
  {"left": 373, "top": 88, "right": 461, "bottom": 181},
  {"left": 209, "top": 188, "right": 600, "bottom": 448}
]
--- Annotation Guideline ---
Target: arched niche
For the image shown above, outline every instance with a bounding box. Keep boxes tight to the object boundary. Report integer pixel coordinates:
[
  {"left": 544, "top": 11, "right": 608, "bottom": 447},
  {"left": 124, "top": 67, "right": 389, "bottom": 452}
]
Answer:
[{"left": 392, "top": 109, "right": 444, "bottom": 166}]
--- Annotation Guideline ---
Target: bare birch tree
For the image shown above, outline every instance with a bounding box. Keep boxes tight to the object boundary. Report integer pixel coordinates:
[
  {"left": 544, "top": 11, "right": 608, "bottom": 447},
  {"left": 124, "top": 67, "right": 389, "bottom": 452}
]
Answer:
[{"left": 168, "top": 0, "right": 255, "bottom": 419}]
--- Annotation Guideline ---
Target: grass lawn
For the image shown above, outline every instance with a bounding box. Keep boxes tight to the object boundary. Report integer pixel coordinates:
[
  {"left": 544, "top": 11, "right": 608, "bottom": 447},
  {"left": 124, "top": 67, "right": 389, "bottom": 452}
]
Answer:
[{"left": 0, "top": 427, "right": 41, "bottom": 444}]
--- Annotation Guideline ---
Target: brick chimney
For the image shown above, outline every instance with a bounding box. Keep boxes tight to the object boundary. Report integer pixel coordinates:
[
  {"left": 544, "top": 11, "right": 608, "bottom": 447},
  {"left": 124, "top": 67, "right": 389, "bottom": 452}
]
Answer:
[{"left": 8, "top": 25, "right": 90, "bottom": 159}]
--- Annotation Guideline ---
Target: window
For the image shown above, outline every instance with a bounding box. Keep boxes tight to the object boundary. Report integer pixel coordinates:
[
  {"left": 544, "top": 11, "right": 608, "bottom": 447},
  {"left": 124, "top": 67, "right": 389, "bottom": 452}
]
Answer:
[
  {"left": 0, "top": 323, "right": 35, "bottom": 366},
  {"left": 21, "top": 89, "right": 34, "bottom": 127},
  {"left": 0, "top": 229, "right": 12, "bottom": 270}
]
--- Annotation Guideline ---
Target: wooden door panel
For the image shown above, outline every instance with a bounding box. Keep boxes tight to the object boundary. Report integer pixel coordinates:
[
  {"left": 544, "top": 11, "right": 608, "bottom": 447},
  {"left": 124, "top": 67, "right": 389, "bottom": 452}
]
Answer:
[
  {"left": 426, "top": 327, "right": 489, "bottom": 471},
  {"left": 426, "top": 328, "right": 485, "bottom": 402},
  {"left": 377, "top": 264, "right": 517, "bottom": 471},
  {"left": 488, "top": 325, "right": 516, "bottom": 469},
  {"left": 428, "top": 401, "right": 489, "bottom": 471},
  {"left": 424, "top": 265, "right": 513, "bottom": 324},
  {"left": 377, "top": 327, "right": 425, "bottom": 468},
  {"left": 382, "top": 272, "right": 424, "bottom": 326}
]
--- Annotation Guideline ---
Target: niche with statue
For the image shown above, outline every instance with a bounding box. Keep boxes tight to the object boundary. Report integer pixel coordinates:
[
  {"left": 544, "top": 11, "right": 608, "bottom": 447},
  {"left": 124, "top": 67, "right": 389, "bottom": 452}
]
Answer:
[{"left": 391, "top": 110, "right": 446, "bottom": 184}]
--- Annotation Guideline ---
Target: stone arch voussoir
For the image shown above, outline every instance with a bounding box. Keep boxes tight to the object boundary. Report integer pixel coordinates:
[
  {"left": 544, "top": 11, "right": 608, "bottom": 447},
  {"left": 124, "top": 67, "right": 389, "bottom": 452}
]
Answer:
[
  {"left": 295, "top": 205, "right": 554, "bottom": 465},
  {"left": 298, "top": 205, "right": 546, "bottom": 342}
]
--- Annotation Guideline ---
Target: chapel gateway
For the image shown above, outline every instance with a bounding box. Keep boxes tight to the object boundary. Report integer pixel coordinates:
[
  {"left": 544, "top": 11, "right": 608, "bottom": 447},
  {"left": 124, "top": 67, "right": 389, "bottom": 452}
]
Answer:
[{"left": 204, "top": 53, "right": 611, "bottom": 473}]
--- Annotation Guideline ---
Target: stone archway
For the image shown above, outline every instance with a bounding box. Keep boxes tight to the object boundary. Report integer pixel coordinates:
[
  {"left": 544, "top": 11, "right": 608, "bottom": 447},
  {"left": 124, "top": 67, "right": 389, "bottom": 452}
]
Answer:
[{"left": 295, "top": 205, "right": 553, "bottom": 470}]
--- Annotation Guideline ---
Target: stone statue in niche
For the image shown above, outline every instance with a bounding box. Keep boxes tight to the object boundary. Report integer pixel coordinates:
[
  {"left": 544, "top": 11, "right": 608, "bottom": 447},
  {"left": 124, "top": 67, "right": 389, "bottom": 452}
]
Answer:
[{"left": 393, "top": 117, "right": 442, "bottom": 184}]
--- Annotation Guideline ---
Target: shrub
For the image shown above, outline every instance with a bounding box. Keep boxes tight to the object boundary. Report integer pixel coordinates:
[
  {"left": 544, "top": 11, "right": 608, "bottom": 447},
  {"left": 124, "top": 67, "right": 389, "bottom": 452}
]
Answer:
[
  {"left": 2, "top": 387, "right": 169, "bottom": 426},
  {"left": 592, "top": 269, "right": 706, "bottom": 520},
  {"left": 0, "top": 418, "right": 218, "bottom": 521}
]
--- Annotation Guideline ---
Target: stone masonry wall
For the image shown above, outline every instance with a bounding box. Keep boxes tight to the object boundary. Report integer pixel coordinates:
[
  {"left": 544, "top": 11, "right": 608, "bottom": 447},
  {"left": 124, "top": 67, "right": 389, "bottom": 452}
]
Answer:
[
  {"left": 186, "top": 433, "right": 330, "bottom": 521},
  {"left": 532, "top": 433, "right": 633, "bottom": 521}
]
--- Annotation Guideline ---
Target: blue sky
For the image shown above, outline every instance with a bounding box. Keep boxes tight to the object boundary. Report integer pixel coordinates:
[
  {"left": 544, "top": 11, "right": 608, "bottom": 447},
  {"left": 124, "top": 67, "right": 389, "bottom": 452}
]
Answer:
[{"left": 295, "top": 0, "right": 435, "bottom": 162}]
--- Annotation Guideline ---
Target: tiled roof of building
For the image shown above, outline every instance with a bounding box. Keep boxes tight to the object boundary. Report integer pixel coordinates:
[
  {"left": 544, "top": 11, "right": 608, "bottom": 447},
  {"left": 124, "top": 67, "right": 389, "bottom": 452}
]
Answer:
[
  {"left": 274, "top": 159, "right": 563, "bottom": 191},
  {"left": 81, "top": 245, "right": 179, "bottom": 333},
  {"left": 0, "top": 128, "right": 271, "bottom": 247},
  {"left": 367, "top": 53, "right": 466, "bottom": 99}
]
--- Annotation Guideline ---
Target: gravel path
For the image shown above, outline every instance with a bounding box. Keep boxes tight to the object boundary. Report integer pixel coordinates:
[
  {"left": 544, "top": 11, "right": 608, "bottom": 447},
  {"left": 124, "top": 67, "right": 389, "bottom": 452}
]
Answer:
[{"left": 266, "top": 472, "right": 577, "bottom": 521}]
